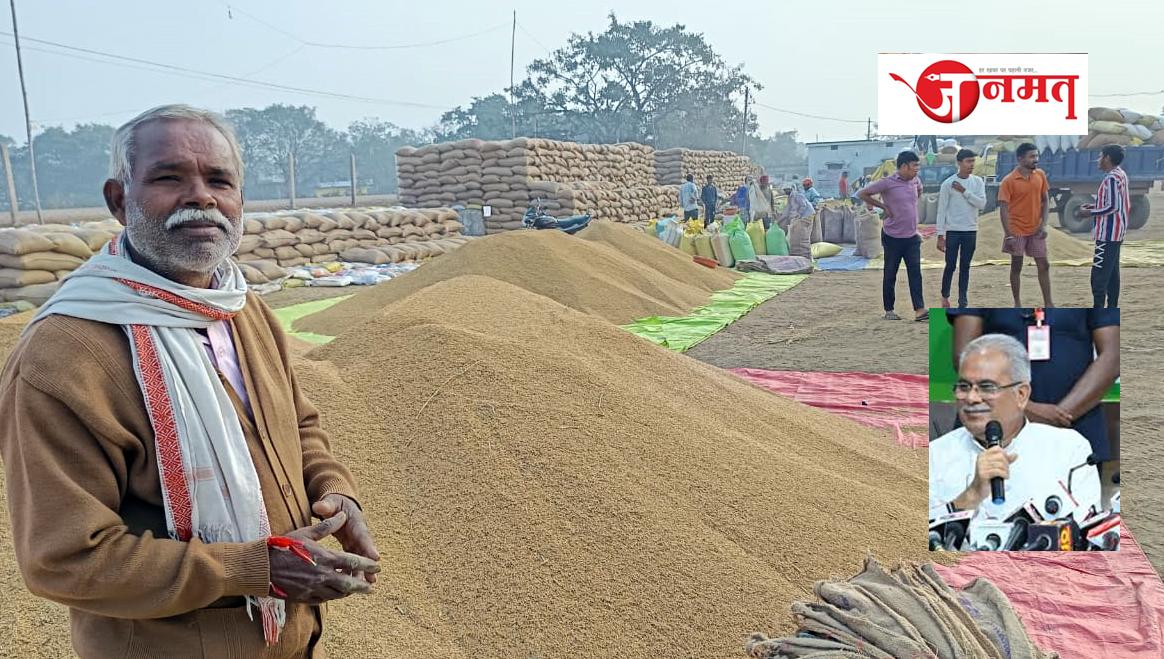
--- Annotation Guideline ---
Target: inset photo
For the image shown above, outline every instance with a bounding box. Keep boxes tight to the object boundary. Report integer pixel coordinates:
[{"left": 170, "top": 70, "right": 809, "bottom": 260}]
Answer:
[{"left": 929, "top": 308, "right": 1120, "bottom": 551}]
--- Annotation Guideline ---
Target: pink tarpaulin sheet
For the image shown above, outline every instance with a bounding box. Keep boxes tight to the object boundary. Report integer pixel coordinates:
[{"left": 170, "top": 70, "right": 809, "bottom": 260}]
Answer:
[
  {"left": 729, "top": 369, "right": 929, "bottom": 447},
  {"left": 935, "top": 524, "right": 1164, "bottom": 659}
]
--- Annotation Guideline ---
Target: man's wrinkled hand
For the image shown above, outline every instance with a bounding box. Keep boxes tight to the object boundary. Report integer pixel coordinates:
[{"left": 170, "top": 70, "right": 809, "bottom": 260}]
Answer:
[
  {"left": 937, "top": 236, "right": 946, "bottom": 253},
  {"left": 313, "top": 494, "right": 380, "bottom": 583},
  {"left": 269, "top": 513, "right": 381, "bottom": 604}
]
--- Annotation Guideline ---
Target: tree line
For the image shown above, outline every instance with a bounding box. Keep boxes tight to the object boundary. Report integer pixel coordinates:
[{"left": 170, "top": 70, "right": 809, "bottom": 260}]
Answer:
[{"left": 1, "top": 14, "right": 807, "bottom": 211}]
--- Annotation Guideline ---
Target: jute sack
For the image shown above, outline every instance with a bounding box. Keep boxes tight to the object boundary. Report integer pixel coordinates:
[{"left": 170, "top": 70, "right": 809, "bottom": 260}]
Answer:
[
  {"left": 788, "top": 218, "right": 813, "bottom": 258},
  {"left": 854, "top": 212, "right": 883, "bottom": 258},
  {"left": 0, "top": 230, "right": 55, "bottom": 256},
  {"left": 0, "top": 268, "right": 56, "bottom": 288},
  {"left": 0, "top": 252, "right": 85, "bottom": 271}
]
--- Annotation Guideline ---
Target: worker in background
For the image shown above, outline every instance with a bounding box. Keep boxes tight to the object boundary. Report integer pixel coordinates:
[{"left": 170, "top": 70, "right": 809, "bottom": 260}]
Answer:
[
  {"left": 858, "top": 150, "right": 927, "bottom": 322},
  {"left": 1076, "top": 144, "right": 1129, "bottom": 308},
  {"left": 838, "top": 171, "right": 849, "bottom": 201},
  {"left": 802, "top": 178, "right": 823, "bottom": 209},
  {"left": 679, "top": 173, "right": 701, "bottom": 222},
  {"left": 937, "top": 148, "right": 988, "bottom": 308},
  {"left": 701, "top": 174, "right": 718, "bottom": 228},
  {"left": 732, "top": 178, "right": 752, "bottom": 223},
  {"left": 999, "top": 142, "right": 1054, "bottom": 308},
  {"left": 778, "top": 181, "right": 815, "bottom": 233},
  {"left": 750, "top": 175, "right": 775, "bottom": 230}
]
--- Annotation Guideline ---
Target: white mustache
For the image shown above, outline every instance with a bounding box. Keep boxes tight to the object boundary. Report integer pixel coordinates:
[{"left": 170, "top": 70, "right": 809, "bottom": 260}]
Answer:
[{"left": 164, "top": 207, "right": 231, "bottom": 231}]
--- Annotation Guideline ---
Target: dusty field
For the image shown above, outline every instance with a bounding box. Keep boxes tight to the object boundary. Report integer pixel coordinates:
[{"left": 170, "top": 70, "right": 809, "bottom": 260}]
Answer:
[{"left": 4, "top": 195, "right": 400, "bottom": 227}]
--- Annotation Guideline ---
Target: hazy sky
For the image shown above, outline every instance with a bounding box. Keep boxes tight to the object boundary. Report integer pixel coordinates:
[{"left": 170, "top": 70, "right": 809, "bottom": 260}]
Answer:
[{"left": 1, "top": 0, "right": 1161, "bottom": 146}]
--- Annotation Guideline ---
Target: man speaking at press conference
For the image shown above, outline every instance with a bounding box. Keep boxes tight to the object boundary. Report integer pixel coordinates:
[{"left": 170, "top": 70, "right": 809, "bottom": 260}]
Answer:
[{"left": 929, "top": 333, "right": 1101, "bottom": 528}]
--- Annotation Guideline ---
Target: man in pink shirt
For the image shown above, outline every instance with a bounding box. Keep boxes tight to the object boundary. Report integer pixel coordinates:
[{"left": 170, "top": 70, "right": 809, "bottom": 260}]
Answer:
[{"left": 858, "top": 151, "right": 927, "bottom": 321}]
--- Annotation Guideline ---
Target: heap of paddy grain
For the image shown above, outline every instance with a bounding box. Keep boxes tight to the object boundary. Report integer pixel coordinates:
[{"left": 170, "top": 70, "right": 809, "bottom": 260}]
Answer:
[
  {"left": 285, "top": 273, "right": 936, "bottom": 659},
  {"left": 0, "top": 208, "right": 470, "bottom": 303},
  {"left": 293, "top": 223, "right": 724, "bottom": 336},
  {"left": 654, "top": 148, "right": 761, "bottom": 186},
  {"left": 395, "top": 138, "right": 689, "bottom": 231}
]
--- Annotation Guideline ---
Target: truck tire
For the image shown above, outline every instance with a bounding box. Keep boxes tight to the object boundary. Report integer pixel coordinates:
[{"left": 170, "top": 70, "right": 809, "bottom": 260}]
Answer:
[
  {"left": 1128, "top": 195, "right": 1150, "bottom": 230},
  {"left": 1060, "top": 195, "right": 1095, "bottom": 234}
]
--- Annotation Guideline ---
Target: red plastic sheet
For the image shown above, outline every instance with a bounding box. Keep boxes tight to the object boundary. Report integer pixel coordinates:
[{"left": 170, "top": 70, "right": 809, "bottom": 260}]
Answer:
[
  {"left": 729, "top": 369, "right": 929, "bottom": 447},
  {"left": 935, "top": 525, "right": 1164, "bottom": 659}
]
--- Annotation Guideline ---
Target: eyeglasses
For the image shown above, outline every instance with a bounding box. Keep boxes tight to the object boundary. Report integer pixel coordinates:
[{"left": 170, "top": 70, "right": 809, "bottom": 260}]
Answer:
[{"left": 952, "top": 380, "right": 1025, "bottom": 398}]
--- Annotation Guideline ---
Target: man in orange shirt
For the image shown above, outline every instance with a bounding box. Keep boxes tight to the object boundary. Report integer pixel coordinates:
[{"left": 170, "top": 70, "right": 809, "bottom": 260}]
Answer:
[{"left": 998, "top": 142, "right": 1053, "bottom": 307}]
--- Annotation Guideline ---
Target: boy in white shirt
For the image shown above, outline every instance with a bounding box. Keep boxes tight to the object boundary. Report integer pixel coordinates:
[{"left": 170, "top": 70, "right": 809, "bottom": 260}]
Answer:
[{"left": 936, "top": 148, "right": 987, "bottom": 308}]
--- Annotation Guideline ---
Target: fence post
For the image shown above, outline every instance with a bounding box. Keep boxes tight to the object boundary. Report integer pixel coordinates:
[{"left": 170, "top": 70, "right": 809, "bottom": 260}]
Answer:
[
  {"left": 1, "top": 144, "right": 17, "bottom": 226},
  {"left": 288, "top": 151, "right": 296, "bottom": 209},
  {"left": 350, "top": 153, "right": 357, "bottom": 207}
]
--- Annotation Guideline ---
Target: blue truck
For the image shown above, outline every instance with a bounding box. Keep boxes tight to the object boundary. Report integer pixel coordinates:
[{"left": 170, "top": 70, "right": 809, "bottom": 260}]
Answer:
[{"left": 918, "top": 145, "right": 1164, "bottom": 233}]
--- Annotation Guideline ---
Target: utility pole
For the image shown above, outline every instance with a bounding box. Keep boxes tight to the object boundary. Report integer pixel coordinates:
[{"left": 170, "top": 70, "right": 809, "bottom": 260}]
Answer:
[
  {"left": 2, "top": 144, "right": 17, "bottom": 225},
  {"left": 867, "top": 118, "right": 872, "bottom": 140},
  {"left": 287, "top": 151, "right": 296, "bottom": 209},
  {"left": 349, "top": 153, "right": 357, "bottom": 207},
  {"left": 741, "top": 87, "right": 750, "bottom": 156},
  {"left": 509, "top": 10, "right": 517, "bottom": 139},
  {"left": 9, "top": 0, "right": 42, "bottom": 224}
]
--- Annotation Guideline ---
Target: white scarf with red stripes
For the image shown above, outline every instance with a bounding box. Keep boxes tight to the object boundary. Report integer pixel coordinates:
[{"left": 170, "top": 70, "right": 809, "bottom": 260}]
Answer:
[{"left": 29, "top": 232, "right": 288, "bottom": 644}]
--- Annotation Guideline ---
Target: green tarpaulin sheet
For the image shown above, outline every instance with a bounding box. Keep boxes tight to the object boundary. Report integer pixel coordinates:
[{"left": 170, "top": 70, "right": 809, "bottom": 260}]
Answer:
[
  {"left": 271, "top": 295, "right": 352, "bottom": 345},
  {"left": 620, "top": 273, "right": 807, "bottom": 352}
]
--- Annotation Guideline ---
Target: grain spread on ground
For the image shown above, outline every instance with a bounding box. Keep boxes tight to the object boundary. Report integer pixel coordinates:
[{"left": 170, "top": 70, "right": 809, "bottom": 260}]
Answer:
[
  {"left": 290, "top": 274, "right": 939, "bottom": 658},
  {"left": 921, "top": 210, "right": 1097, "bottom": 262},
  {"left": 294, "top": 224, "right": 721, "bottom": 335}
]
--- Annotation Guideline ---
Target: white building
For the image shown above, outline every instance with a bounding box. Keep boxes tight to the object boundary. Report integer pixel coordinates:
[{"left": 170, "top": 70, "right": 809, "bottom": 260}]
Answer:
[{"left": 805, "top": 139, "right": 915, "bottom": 198}]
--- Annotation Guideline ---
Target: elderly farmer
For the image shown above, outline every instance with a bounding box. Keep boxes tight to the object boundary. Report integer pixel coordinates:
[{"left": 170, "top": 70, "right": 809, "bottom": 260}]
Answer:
[{"left": 0, "top": 104, "right": 380, "bottom": 658}]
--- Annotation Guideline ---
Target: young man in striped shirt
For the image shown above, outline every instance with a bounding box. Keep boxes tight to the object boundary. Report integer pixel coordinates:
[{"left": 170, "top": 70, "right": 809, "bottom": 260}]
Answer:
[{"left": 1076, "top": 145, "right": 1129, "bottom": 308}]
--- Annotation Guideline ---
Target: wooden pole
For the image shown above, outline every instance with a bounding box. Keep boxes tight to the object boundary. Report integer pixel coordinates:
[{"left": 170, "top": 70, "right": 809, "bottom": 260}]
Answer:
[
  {"left": 287, "top": 151, "right": 296, "bottom": 209},
  {"left": 741, "top": 87, "right": 750, "bottom": 157},
  {"left": 9, "top": 0, "right": 42, "bottom": 224},
  {"left": 1, "top": 144, "right": 17, "bottom": 226},
  {"left": 349, "top": 153, "right": 357, "bottom": 207}
]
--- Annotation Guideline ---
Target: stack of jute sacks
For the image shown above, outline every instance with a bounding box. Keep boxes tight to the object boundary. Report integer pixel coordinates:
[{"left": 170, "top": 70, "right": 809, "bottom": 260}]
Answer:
[
  {"left": 1081, "top": 106, "right": 1164, "bottom": 148},
  {"left": 654, "top": 148, "right": 760, "bottom": 186},
  {"left": 0, "top": 220, "right": 122, "bottom": 305},
  {"left": 395, "top": 138, "right": 757, "bottom": 233},
  {"left": 233, "top": 208, "right": 469, "bottom": 268},
  {"left": 0, "top": 208, "right": 470, "bottom": 304}
]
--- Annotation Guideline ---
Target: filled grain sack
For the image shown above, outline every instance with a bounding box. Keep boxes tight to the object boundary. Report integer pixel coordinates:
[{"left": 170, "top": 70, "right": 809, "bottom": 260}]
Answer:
[
  {"left": 235, "top": 262, "right": 269, "bottom": 286},
  {"left": 249, "top": 260, "right": 289, "bottom": 281},
  {"left": 1089, "top": 107, "right": 1122, "bottom": 122},
  {"left": 0, "top": 267, "right": 56, "bottom": 288},
  {"left": 0, "top": 252, "right": 86, "bottom": 272},
  {"left": 73, "top": 228, "right": 117, "bottom": 252},
  {"left": 854, "top": 212, "right": 883, "bottom": 258},
  {"left": 6, "top": 281, "right": 59, "bottom": 306},
  {"left": 1088, "top": 120, "right": 1126, "bottom": 135},
  {"left": 788, "top": 217, "right": 813, "bottom": 259},
  {"left": 339, "top": 247, "right": 390, "bottom": 265},
  {"left": 0, "top": 230, "right": 55, "bottom": 256}
]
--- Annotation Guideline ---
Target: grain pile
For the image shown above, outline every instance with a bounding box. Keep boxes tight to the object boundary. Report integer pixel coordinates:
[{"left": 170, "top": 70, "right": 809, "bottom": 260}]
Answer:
[
  {"left": 293, "top": 227, "right": 718, "bottom": 335},
  {"left": 920, "top": 210, "right": 1096, "bottom": 262},
  {"left": 577, "top": 220, "right": 738, "bottom": 291},
  {"left": 291, "top": 274, "right": 934, "bottom": 658},
  {"left": 654, "top": 148, "right": 762, "bottom": 186}
]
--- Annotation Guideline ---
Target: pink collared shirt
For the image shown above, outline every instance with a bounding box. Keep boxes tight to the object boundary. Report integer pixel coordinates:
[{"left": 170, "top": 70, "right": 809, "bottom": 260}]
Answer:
[{"left": 198, "top": 321, "right": 253, "bottom": 419}]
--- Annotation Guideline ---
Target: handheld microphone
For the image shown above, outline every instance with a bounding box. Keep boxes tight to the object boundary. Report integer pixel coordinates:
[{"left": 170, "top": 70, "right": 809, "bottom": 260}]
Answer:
[
  {"left": 985, "top": 420, "right": 1005, "bottom": 505},
  {"left": 929, "top": 531, "right": 944, "bottom": 551},
  {"left": 1066, "top": 453, "right": 1098, "bottom": 499},
  {"left": 930, "top": 510, "right": 972, "bottom": 551}
]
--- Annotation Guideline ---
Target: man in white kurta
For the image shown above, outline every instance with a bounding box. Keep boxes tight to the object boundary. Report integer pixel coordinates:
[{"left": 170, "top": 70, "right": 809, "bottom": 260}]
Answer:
[{"left": 929, "top": 334, "right": 1101, "bottom": 524}]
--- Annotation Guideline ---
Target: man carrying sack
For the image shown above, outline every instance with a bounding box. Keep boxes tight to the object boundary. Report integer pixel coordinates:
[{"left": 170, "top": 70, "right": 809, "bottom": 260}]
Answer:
[{"left": 0, "top": 105, "right": 380, "bottom": 658}]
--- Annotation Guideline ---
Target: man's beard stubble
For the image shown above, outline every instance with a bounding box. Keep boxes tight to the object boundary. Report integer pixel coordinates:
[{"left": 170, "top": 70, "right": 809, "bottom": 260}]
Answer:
[{"left": 123, "top": 199, "right": 242, "bottom": 283}]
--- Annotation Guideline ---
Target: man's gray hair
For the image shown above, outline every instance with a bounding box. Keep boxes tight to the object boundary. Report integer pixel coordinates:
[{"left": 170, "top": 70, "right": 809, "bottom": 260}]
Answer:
[
  {"left": 108, "top": 104, "right": 244, "bottom": 188},
  {"left": 960, "top": 333, "right": 1031, "bottom": 384}
]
